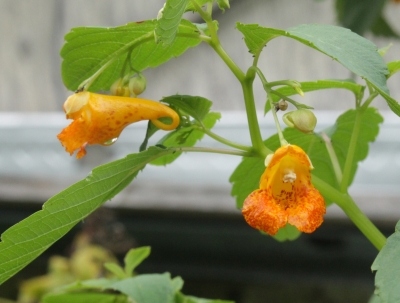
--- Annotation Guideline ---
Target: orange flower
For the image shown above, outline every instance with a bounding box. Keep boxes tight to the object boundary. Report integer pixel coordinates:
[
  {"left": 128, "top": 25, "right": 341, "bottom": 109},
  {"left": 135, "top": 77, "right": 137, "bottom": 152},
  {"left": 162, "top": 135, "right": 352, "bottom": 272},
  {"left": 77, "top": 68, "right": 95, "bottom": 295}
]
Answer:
[
  {"left": 57, "top": 91, "right": 180, "bottom": 159},
  {"left": 242, "top": 145, "right": 325, "bottom": 235}
]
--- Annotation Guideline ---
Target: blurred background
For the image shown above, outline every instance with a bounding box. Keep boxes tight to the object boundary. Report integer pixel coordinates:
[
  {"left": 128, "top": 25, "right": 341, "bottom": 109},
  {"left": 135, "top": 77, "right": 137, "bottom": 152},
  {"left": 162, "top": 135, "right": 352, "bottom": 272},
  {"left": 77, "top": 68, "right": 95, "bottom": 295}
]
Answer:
[{"left": 0, "top": 0, "right": 400, "bottom": 302}]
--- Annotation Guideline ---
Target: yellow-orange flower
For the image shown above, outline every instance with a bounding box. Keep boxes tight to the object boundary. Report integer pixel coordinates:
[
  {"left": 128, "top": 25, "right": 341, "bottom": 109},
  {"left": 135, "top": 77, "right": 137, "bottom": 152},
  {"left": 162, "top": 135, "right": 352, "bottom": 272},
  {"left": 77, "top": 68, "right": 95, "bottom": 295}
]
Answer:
[
  {"left": 57, "top": 91, "right": 180, "bottom": 159},
  {"left": 242, "top": 145, "right": 325, "bottom": 235}
]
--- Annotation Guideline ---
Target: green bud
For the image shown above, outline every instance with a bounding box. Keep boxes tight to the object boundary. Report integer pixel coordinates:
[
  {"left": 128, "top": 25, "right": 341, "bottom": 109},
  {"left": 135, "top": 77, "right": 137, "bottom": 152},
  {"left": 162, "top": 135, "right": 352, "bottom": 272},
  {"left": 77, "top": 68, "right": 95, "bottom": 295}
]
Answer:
[
  {"left": 282, "top": 109, "right": 317, "bottom": 134},
  {"left": 129, "top": 75, "right": 147, "bottom": 97},
  {"left": 110, "top": 78, "right": 130, "bottom": 97},
  {"left": 217, "top": 0, "right": 230, "bottom": 12}
]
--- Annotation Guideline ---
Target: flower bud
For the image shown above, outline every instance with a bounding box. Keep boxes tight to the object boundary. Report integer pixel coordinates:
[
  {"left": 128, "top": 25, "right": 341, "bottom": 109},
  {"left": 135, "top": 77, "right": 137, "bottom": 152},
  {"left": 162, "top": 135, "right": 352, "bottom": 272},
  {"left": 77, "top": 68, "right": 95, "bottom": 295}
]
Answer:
[
  {"left": 110, "top": 78, "right": 130, "bottom": 97},
  {"left": 275, "top": 100, "right": 288, "bottom": 111},
  {"left": 217, "top": 0, "right": 230, "bottom": 12},
  {"left": 283, "top": 109, "right": 317, "bottom": 134},
  {"left": 129, "top": 76, "right": 147, "bottom": 97}
]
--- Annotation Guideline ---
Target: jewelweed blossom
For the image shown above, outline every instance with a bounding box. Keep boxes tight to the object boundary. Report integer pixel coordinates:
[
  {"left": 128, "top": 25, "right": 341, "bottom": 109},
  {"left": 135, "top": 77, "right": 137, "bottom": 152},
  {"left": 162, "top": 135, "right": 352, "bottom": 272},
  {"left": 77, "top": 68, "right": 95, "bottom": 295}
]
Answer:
[
  {"left": 242, "top": 145, "right": 325, "bottom": 235},
  {"left": 58, "top": 91, "right": 180, "bottom": 158}
]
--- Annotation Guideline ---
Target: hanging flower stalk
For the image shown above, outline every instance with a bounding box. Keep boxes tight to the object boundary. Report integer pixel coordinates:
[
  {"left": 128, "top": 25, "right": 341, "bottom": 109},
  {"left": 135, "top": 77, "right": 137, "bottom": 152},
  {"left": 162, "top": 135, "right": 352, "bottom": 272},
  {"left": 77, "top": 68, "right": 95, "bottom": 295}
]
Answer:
[
  {"left": 242, "top": 144, "right": 326, "bottom": 235},
  {"left": 57, "top": 91, "right": 180, "bottom": 159}
]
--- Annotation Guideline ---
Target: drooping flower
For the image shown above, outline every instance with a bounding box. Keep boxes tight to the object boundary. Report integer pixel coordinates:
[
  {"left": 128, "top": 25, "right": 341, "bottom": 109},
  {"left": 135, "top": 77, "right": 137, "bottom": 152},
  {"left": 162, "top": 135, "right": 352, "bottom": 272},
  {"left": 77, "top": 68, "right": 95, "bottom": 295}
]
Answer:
[
  {"left": 242, "top": 145, "right": 325, "bottom": 235},
  {"left": 57, "top": 91, "right": 180, "bottom": 159}
]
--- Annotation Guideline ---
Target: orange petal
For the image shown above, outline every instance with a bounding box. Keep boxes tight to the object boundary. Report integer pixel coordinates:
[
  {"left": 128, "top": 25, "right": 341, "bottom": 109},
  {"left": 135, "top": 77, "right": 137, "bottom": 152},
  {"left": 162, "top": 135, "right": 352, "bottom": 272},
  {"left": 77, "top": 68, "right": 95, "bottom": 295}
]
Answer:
[
  {"left": 242, "top": 189, "right": 287, "bottom": 235},
  {"left": 286, "top": 186, "right": 325, "bottom": 233},
  {"left": 57, "top": 118, "right": 89, "bottom": 157}
]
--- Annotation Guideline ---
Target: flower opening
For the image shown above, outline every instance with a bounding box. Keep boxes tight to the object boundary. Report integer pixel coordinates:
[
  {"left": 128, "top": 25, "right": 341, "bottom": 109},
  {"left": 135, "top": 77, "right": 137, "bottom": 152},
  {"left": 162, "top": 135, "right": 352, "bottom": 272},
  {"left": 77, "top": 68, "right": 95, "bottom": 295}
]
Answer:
[
  {"left": 57, "top": 91, "right": 180, "bottom": 158},
  {"left": 242, "top": 145, "right": 325, "bottom": 235}
]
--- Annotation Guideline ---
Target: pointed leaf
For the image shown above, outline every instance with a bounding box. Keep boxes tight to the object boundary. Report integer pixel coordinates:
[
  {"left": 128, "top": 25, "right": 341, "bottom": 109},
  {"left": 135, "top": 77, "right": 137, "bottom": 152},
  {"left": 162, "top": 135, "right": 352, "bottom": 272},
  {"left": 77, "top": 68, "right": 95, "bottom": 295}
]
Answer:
[
  {"left": 372, "top": 220, "right": 400, "bottom": 303},
  {"left": 151, "top": 112, "right": 221, "bottom": 166},
  {"left": 156, "top": 0, "right": 190, "bottom": 45},
  {"left": 161, "top": 95, "right": 213, "bottom": 122},
  {"left": 387, "top": 61, "right": 400, "bottom": 78},
  {"left": 61, "top": 19, "right": 202, "bottom": 91},
  {"left": 237, "top": 23, "right": 390, "bottom": 97},
  {"left": 0, "top": 146, "right": 176, "bottom": 285},
  {"left": 124, "top": 246, "right": 151, "bottom": 277},
  {"left": 104, "top": 263, "right": 127, "bottom": 279}
]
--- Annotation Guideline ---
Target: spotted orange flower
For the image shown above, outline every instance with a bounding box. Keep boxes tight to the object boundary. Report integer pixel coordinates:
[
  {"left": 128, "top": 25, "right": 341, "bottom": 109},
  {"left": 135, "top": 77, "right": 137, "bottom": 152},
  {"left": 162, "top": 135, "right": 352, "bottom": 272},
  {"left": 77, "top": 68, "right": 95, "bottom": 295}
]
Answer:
[
  {"left": 242, "top": 145, "right": 325, "bottom": 235},
  {"left": 57, "top": 91, "right": 180, "bottom": 159}
]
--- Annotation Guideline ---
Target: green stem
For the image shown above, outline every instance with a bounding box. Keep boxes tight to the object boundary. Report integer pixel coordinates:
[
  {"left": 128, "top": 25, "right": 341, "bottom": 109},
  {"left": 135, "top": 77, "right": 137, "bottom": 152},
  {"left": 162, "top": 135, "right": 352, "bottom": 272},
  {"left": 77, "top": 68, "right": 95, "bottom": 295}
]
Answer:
[
  {"left": 270, "top": 90, "right": 314, "bottom": 109},
  {"left": 360, "top": 91, "right": 379, "bottom": 111},
  {"left": 242, "top": 68, "right": 270, "bottom": 157},
  {"left": 191, "top": 2, "right": 267, "bottom": 157},
  {"left": 321, "top": 132, "right": 343, "bottom": 184},
  {"left": 340, "top": 109, "right": 362, "bottom": 192},
  {"left": 175, "top": 146, "right": 252, "bottom": 157},
  {"left": 313, "top": 176, "right": 386, "bottom": 251},
  {"left": 192, "top": 125, "right": 253, "bottom": 152},
  {"left": 268, "top": 94, "right": 288, "bottom": 146}
]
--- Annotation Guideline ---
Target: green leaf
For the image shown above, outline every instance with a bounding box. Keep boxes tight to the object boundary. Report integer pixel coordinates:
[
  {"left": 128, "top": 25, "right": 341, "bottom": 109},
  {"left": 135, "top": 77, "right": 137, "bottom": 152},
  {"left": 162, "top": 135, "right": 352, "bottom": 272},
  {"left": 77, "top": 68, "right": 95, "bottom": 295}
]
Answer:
[
  {"left": 236, "top": 23, "right": 390, "bottom": 96},
  {"left": 371, "top": 15, "right": 400, "bottom": 39},
  {"left": 43, "top": 293, "right": 128, "bottom": 303},
  {"left": 229, "top": 156, "right": 265, "bottom": 209},
  {"left": 387, "top": 61, "right": 400, "bottom": 79},
  {"left": 0, "top": 146, "right": 176, "bottom": 285},
  {"left": 271, "top": 224, "right": 301, "bottom": 242},
  {"left": 151, "top": 112, "right": 221, "bottom": 166},
  {"left": 372, "top": 220, "right": 400, "bottom": 303},
  {"left": 265, "top": 79, "right": 365, "bottom": 113},
  {"left": 185, "top": 0, "right": 211, "bottom": 12},
  {"left": 124, "top": 246, "right": 151, "bottom": 277},
  {"left": 61, "top": 19, "right": 202, "bottom": 91},
  {"left": 372, "top": 87, "right": 400, "bottom": 116},
  {"left": 335, "top": 0, "right": 385, "bottom": 36},
  {"left": 111, "top": 273, "right": 174, "bottom": 303},
  {"left": 236, "top": 23, "right": 283, "bottom": 54},
  {"left": 156, "top": 0, "right": 190, "bottom": 45},
  {"left": 216, "top": 0, "right": 230, "bottom": 12},
  {"left": 104, "top": 263, "right": 127, "bottom": 279},
  {"left": 161, "top": 95, "right": 213, "bottom": 122},
  {"left": 331, "top": 108, "right": 383, "bottom": 186}
]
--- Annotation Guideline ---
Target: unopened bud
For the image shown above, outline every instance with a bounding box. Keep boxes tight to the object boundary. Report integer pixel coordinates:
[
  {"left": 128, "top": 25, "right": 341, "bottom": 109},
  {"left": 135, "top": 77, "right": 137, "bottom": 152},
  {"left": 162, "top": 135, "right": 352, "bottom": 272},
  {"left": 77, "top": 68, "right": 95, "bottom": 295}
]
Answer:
[
  {"left": 283, "top": 109, "right": 317, "bottom": 134},
  {"left": 110, "top": 78, "right": 129, "bottom": 97},
  {"left": 217, "top": 0, "right": 230, "bottom": 12},
  {"left": 275, "top": 100, "right": 288, "bottom": 111},
  {"left": 129, "top": 76, "right": 147, "bottom": 97}
]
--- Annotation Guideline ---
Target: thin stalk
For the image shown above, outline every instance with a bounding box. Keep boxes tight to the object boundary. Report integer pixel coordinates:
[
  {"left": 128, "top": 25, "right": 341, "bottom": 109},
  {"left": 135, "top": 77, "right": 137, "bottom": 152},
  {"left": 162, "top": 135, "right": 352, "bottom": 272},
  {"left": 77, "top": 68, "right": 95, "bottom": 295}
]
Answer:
[
  {"left": 192, "top": 125, "right": 253, "bottom": 152},
  {"left": 361, "top": 91, "right": 379, "bottom": 111},
  {"left": 268, "top": 94, "right": 288, "bottom": 146},
  {"left": 175, "top": 146, "right": 252, "bottom": 157},
  {"left": 340, "top": 109, "right": 362, "bottom": 192},
  {"left": 253, "top": 67, "right": 287, "bottom": 146},
  {"left": 312, "top": 176, "right": 386, "bottom": 251},
  {"left": 321, "top": 132, "right": 343, "bottom": 184}
]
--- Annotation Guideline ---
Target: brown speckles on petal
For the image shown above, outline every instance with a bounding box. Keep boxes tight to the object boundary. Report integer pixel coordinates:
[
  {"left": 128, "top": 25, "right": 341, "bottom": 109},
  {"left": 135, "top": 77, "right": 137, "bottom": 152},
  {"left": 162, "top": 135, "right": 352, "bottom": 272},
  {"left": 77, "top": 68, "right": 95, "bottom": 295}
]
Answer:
[
  {"left": 57, "top": 91, "right": 180, "bottom": 158},
  {"left": 241, "top": 145, "right": 325, "bottom": 235}
]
